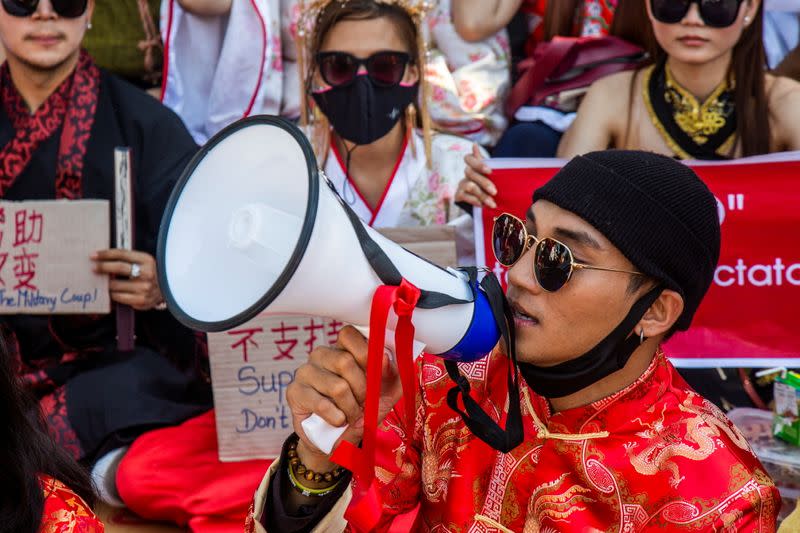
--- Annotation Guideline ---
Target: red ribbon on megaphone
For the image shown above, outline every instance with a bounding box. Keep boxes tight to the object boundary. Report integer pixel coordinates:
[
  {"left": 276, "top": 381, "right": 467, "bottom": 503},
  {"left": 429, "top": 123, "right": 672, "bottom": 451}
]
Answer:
[{"left": 330, "top": 278, "right": 420, "bottom": 532}]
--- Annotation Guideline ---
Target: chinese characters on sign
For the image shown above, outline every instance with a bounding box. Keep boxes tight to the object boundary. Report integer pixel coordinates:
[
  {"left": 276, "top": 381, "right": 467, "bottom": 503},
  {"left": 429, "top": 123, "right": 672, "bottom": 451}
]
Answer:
[
  {"left": 207, "top": 315, "right": 345, "bottom": 461},
  {"left": 0, "top": 200, "right": 110, "bottom": 314},
  {"left": 0, "top": 207, "right": 44, "bottom": 291}
]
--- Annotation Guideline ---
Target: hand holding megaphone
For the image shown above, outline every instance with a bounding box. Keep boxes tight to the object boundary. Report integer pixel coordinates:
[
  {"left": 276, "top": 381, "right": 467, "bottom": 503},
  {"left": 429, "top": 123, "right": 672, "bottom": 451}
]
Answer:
[
  {"left": 298, "top": 325, "right": 427, "bottom": 453},
  {"left": 290, "top": 326, "right": 404, "bottom": 460}
]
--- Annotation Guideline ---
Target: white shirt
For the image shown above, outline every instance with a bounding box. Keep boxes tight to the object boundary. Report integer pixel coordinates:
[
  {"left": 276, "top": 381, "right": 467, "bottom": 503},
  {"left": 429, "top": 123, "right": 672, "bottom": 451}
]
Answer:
[{"left": 323, "top": 133, "right": 428, "bottom": 228}]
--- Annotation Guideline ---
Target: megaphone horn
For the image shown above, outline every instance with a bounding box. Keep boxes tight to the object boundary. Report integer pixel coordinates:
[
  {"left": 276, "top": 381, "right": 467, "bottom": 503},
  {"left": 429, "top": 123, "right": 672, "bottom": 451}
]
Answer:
[{"left": 157, "top": 116, "right": 502, "bottom": 453}]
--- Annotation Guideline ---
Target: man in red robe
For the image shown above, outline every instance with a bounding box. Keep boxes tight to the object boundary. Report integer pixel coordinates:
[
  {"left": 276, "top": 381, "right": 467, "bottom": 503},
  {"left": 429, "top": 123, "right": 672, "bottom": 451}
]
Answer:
[{"left": 249, "top": 150, "right": 779, "bottom": 531}]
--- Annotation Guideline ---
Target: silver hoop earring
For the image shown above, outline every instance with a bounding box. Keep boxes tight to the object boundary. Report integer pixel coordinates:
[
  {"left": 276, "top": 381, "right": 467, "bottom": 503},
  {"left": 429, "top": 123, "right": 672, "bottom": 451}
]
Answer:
[{"left": 639, "top": 328, "right": 645, "bottom": 345}]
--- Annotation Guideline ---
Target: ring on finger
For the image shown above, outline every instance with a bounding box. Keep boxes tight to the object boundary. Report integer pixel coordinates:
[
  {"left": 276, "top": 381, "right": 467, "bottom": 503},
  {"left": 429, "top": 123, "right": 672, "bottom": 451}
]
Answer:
[{"left": 130, "top": 263, "right": 142, "bottom": 279}]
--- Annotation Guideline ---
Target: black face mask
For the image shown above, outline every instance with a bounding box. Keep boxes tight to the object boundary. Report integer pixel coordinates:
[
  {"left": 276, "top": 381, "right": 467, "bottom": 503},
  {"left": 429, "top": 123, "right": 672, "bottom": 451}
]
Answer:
[
  {"left": 312, "top": 75, "right": 418, "bottom": 146},
  {"left": 518, "top": 285, "right": 664, "bottom": 398}
]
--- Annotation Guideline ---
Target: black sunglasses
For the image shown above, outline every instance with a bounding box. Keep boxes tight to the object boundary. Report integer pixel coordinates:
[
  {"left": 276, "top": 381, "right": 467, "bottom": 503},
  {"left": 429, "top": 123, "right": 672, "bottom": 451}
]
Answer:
[
  {"left": 2, "top": 0, "right": 88, "bottom": 18},
  {"left": 650, "top": 0, "right": 746, "bottom": 28},
  {"left": 316, "top": 51, "right": 412, "bottom": 88},
  {"left": 492, "top": 213, "right": 642, "bottom": 292}
]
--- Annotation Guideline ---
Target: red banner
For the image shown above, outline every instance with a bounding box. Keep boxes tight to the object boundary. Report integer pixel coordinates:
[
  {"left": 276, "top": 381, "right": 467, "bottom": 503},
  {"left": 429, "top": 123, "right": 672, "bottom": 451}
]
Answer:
[{"left": 475, "top": 155, "right": 800, "bottom": 368}]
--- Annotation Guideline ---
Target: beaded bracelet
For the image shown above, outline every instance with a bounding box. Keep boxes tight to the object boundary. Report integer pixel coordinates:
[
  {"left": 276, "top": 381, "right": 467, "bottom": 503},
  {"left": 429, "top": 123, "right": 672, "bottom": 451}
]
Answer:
[
  {"left": 287, "top": 459, "right": 343, "bottom": 497},
  {"left": 285, "top": 435, "right": 347, "bottom": 497},
  {"left": 287, "top": 435, "right": 346, "bottom": 484}
]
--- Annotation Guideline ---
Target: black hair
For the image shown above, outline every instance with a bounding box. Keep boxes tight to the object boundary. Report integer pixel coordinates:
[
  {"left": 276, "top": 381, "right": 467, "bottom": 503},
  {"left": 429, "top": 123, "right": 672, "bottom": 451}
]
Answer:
[
  {"left": 626, "top": 273, "right": 649, "bottom": 295},
  {"left": 0, "top": 334, "right": 96, "bottom": 533}
]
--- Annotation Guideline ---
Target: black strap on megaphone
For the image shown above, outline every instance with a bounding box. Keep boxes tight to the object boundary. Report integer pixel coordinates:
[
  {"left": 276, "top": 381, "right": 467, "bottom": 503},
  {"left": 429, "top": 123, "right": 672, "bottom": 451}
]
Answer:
[
  {"left": 444, "top": 269, "right": 524, "bottom": 453},
  {"left": 329, "top": 177, "right": 523, "bottom": 453},
  {"left": 329, "top": 177, "right": 474, "bottom": 310}
]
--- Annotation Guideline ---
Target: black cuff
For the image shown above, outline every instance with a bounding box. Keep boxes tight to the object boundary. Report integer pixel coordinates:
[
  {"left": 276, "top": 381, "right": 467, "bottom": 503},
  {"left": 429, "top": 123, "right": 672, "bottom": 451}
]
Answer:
[{"left": 261, "top": 434, "right": 352, "bottom": 533}]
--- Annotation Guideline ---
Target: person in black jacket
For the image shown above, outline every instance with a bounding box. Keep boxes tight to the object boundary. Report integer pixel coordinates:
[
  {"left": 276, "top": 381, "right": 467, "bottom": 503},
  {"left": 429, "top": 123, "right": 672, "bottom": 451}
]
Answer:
[{"left": 0, "top": 0, "right": 212, "bottom": 506}]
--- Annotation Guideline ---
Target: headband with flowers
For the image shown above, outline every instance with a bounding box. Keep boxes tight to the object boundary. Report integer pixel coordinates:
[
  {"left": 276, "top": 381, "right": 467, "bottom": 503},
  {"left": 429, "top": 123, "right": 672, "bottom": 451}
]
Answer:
[{"left": 296, "top": 0, "right": 435, "bottom": 167}]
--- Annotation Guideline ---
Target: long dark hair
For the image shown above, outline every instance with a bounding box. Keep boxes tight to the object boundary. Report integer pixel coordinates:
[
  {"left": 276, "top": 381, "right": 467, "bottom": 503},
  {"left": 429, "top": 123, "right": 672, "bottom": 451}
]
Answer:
[
  {"left": 543, "top": 0, "right": 582, "bottom": 40},
  {"left": 610, "top": 0, "right": 658, "bottom": 52},
  {"left": 729, "top": 2, "right": 770, "bottom": 156},
  {"left": 0, "top": 336, "right": 96, "bottom": 533},
  {"left": 617, "top": 0, "right": 770, "bottom": 157}
]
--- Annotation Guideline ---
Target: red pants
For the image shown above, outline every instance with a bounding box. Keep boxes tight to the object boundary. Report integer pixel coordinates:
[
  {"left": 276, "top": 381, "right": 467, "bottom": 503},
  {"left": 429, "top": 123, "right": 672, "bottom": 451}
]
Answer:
[
  {"left": 117, "top": 410, "right": 420, "bottom": 532},
  {"left": 117, "top": 410, "right": 270, "bottom": 533}
]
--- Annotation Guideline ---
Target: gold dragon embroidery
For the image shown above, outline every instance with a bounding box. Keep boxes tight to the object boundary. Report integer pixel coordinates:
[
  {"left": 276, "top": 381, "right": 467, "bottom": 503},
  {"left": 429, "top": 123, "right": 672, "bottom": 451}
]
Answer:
[
  {"left": 420, "top": 417, "right": 472, "bottom": 502},
  {"left": 624, "top": 396, "right": 749, "bottom": 488},
  {"left": 523, "top": 474, "right": 596, "bottom": 532}
]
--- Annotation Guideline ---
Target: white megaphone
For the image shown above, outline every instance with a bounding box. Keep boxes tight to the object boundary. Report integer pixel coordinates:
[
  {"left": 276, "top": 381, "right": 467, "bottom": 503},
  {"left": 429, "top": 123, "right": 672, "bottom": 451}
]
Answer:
[{"left": 157, "top": 116, "right": 501, "bottom": 453}]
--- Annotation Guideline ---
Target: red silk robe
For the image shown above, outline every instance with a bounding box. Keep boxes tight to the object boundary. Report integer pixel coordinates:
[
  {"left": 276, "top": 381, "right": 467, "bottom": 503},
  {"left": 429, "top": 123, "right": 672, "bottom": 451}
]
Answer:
[
  {"left": 39, "top": 475, "right": 104, "bottom": 533},
  {"left": 251, "top": 350, "right": 779, "bottom": 532}
]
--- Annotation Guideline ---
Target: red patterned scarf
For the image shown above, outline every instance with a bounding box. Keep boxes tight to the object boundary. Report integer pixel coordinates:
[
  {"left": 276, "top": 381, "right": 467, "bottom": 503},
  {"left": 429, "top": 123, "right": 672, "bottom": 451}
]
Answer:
[{"left": 0, "top": 49, "right": 100, "bottom": 199}]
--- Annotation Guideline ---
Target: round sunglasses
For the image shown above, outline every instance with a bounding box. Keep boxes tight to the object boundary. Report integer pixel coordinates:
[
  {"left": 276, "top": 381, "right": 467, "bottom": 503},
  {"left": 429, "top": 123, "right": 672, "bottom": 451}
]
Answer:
[
  {"left": 316, "top": 51, "right": 412, "bottom": 88},
  {"left": 650, "top": 0, "right": 745, "bottom": 29},
  {"left": 492, "top": 213, "right": 642, "bottom": 292},
  {"left": 2, "top": 0, "right": 88, "bottom": 17}
]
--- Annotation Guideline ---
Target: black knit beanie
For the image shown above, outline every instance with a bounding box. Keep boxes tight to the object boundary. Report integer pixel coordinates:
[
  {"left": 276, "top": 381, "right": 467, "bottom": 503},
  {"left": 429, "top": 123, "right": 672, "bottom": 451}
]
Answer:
[{"left": 533, "top": 150, "right": 721, "bottom": 331}]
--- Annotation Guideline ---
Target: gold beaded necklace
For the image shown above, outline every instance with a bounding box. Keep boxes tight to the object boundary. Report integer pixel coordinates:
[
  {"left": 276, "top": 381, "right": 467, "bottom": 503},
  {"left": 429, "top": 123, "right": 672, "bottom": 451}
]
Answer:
[
  {"left": 664, "top": 65, "right": 734, "bottom": 146},
  {"left": 643, "top": 60, "right": 737, "bottom": 160}
]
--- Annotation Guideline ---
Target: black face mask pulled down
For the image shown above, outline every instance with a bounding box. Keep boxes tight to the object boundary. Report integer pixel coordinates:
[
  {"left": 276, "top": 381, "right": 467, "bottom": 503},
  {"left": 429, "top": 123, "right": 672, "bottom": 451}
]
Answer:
[
  {"left": 312, "top": 76, "right": 418, "bottom": 146},
  {"left": 517, "top": 285, "right": 664, "bottom": 399}
]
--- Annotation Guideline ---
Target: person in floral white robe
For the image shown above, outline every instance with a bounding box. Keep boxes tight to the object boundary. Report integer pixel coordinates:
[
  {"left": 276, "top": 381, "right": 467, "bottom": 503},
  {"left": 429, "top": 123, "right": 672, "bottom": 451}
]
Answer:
[{"left": 322, "top": 129, "right": 481, "bottom": 229}]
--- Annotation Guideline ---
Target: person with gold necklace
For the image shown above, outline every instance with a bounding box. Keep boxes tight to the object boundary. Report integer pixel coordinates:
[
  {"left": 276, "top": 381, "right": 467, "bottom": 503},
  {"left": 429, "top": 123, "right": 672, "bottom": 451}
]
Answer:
[{"left": 556, "top": 0, "right": 800, "bottom": 159}]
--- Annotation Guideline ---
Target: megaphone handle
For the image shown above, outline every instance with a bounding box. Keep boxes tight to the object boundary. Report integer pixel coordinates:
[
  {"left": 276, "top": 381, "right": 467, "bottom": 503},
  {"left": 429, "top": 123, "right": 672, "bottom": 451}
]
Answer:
[
  {"left": 300, "top": 414, "right": 347, "bottom": 456},
  {"left": 300, "top": 327, "right": 425, "bottom": 455}
]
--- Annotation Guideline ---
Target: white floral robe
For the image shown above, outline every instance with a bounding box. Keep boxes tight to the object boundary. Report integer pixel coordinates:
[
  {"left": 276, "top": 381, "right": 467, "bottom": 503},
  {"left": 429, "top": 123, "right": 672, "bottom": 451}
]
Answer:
[
  {"left": 322, "top": 130, "right": 481, "bottom": 228},
  {"left": 425, "top": 0, "right": 512, "bottom": 147}
]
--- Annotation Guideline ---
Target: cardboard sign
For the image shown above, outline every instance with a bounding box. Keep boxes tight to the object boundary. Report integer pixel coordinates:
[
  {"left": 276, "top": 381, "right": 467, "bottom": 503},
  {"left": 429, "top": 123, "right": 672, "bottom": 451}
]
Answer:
[
  {"left": 0, "top": 200, "right": 110, "bottom": 314},
  {"left": 208, "top": 315, "right": 345, "bottom": 462},
  {"left": 378, "top": 225, "right": 457, "bottom": 268},
  {"left": 208, "top": 225, "right": 459, "bottom": 461}
]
